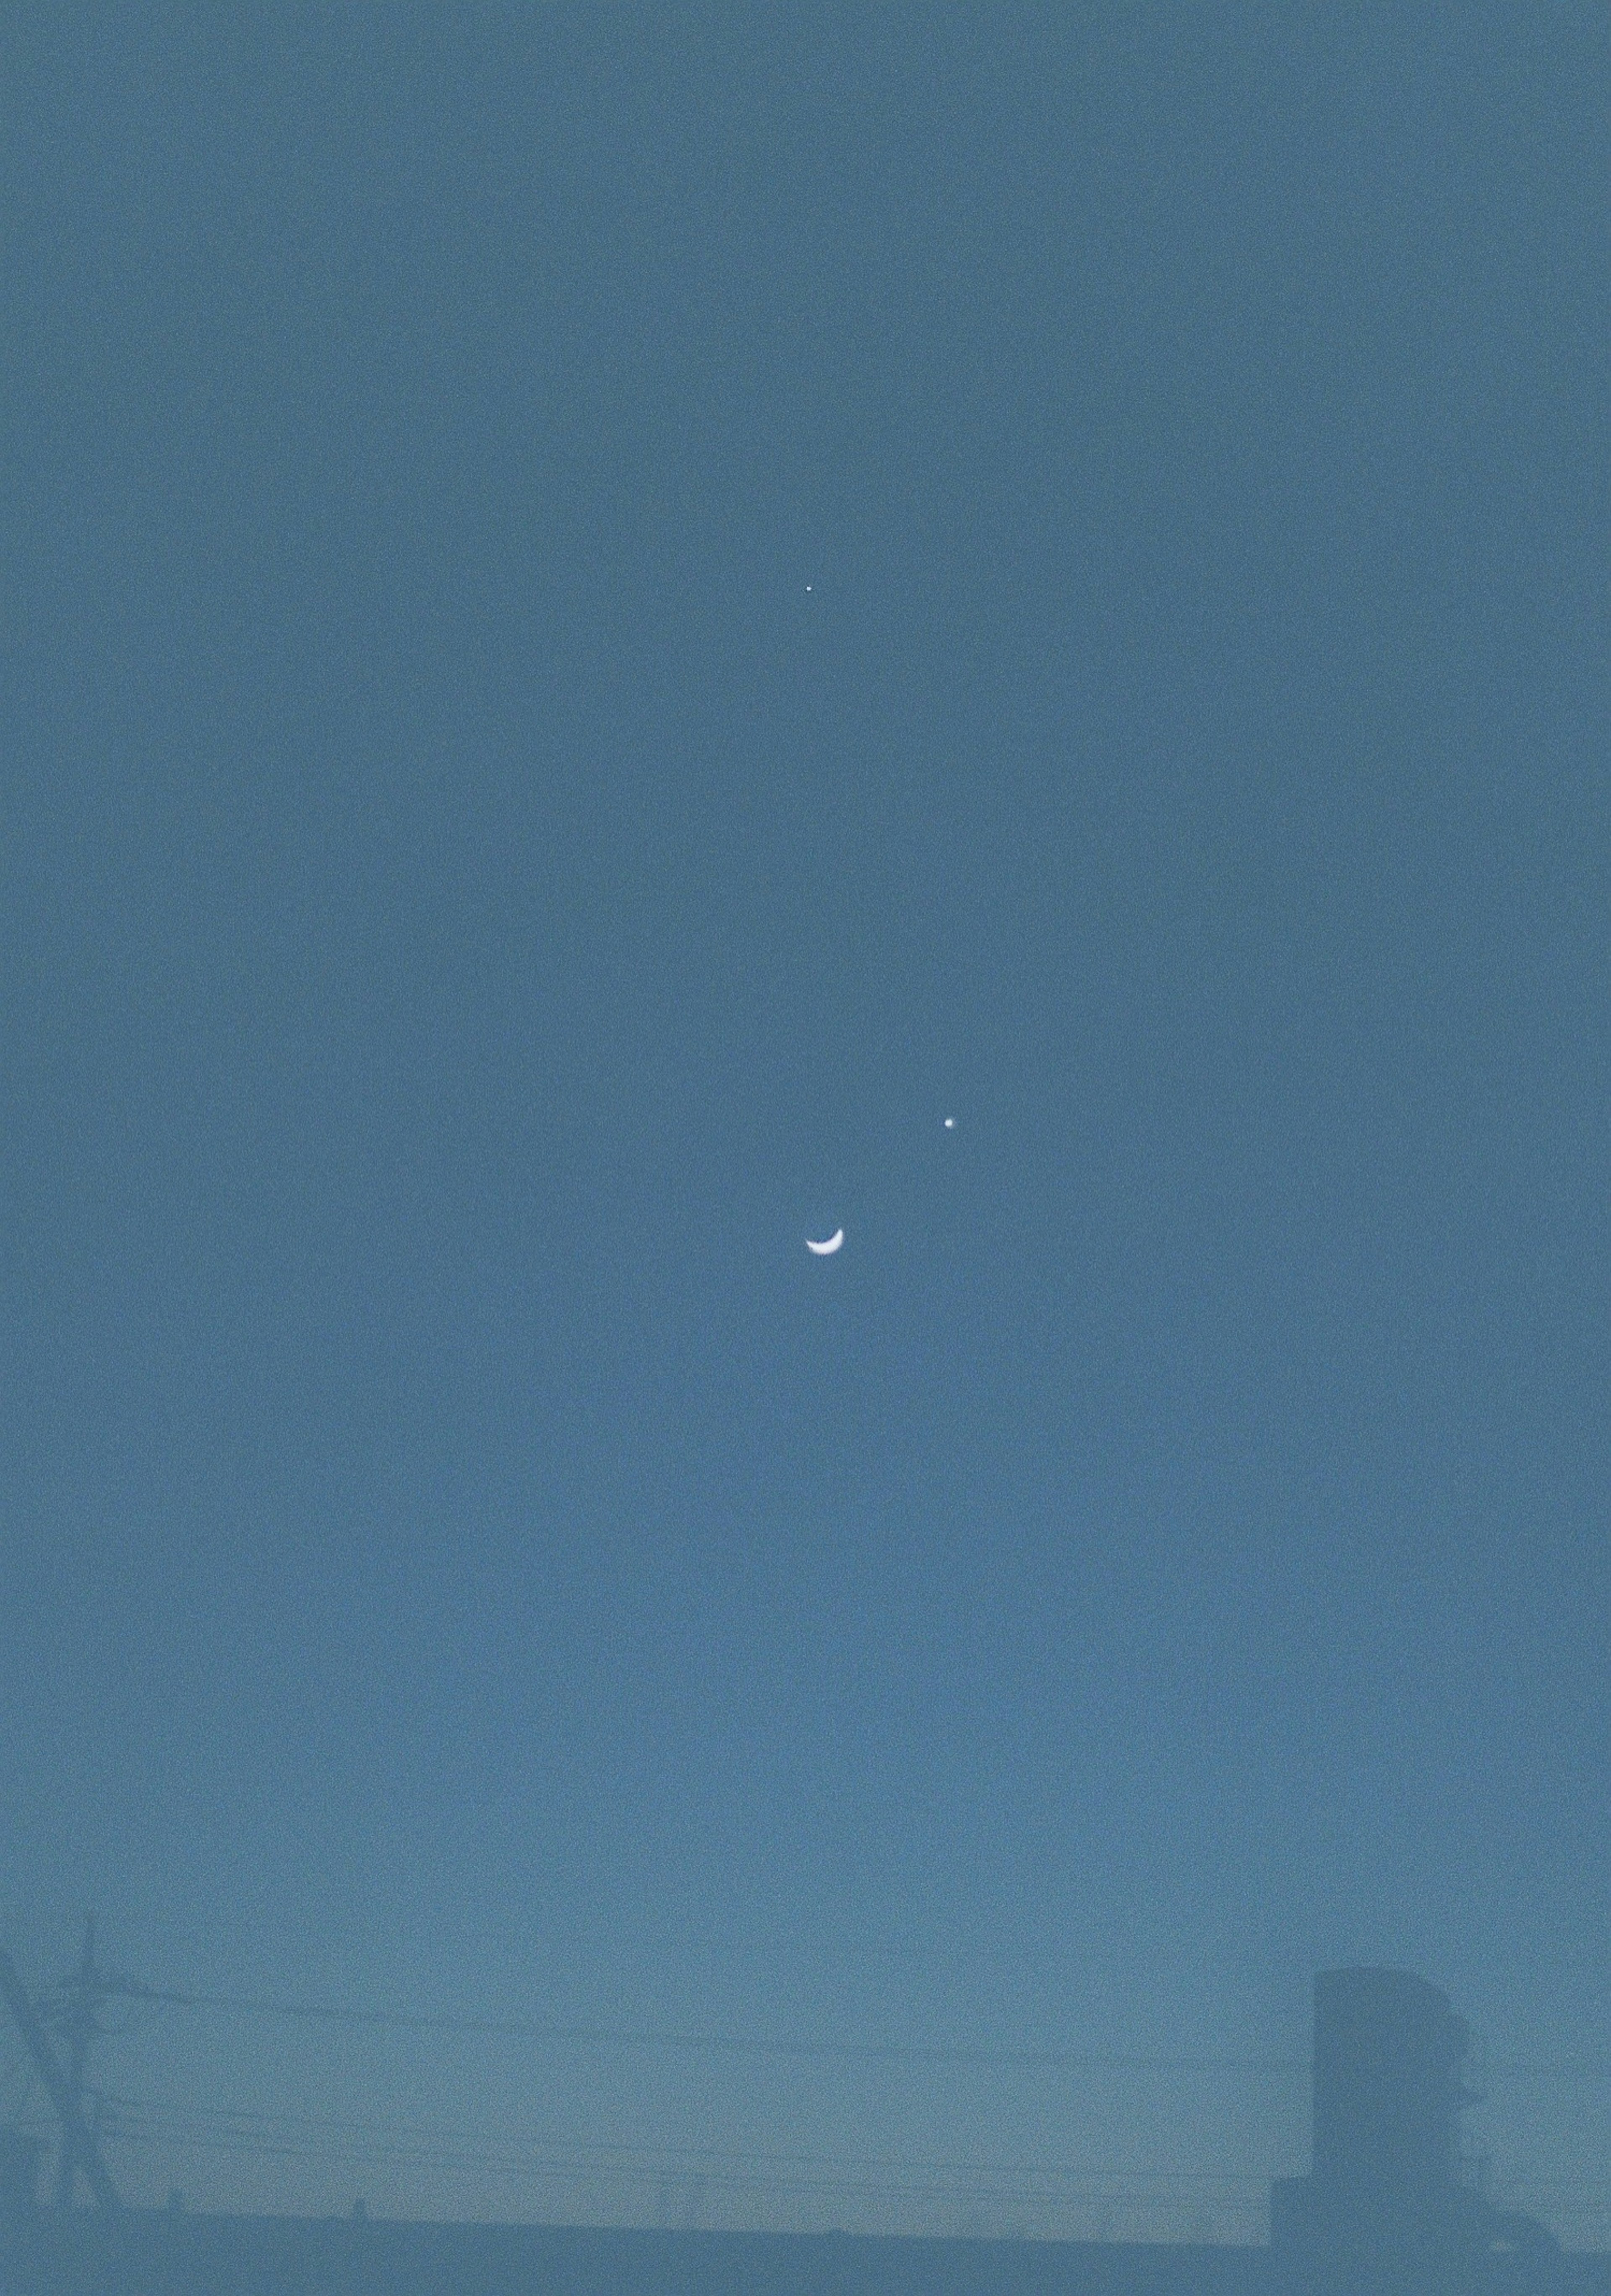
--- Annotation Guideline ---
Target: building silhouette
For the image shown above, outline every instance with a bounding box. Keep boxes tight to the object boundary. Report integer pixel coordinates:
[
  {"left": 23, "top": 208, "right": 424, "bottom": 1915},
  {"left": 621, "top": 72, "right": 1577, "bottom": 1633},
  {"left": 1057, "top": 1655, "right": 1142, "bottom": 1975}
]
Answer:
[{"left": 1271, "top": 1968, "right": 1567, "bottom": 2295}]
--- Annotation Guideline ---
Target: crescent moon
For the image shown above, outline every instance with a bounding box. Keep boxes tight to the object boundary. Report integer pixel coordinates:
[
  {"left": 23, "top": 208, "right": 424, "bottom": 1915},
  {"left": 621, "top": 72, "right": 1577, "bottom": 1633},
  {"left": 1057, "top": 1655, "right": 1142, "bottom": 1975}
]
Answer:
[{"left": 805, "top": 1230, "right": 844, "bottom": 1255}]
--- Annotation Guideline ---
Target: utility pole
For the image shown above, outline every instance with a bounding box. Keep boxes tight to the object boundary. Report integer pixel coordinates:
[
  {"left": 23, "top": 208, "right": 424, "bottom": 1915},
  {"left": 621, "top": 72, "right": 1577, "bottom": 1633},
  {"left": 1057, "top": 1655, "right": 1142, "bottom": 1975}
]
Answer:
[
  {"left": 51, "top": 1917, "right": 108, "bottom": 2207},
  {"left": 0, "top": 1921, "right": 132, "bottom": 2213}
]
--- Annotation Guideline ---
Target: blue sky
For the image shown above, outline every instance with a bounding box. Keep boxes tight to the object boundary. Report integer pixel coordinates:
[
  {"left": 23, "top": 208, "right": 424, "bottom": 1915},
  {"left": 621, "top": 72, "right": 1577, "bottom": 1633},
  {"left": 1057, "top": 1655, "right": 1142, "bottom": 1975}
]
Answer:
[{"left": 2, "top": 4, "right": 1608, "bottom": 2245}]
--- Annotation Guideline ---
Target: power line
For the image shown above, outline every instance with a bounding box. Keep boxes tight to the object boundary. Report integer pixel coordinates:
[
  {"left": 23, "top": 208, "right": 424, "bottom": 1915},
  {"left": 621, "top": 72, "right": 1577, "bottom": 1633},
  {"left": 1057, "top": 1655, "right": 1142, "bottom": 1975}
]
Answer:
[
  {"left": 85, "top": 2096, "right": 1277, "bottom": 2231},
  {"left": 143, "top": 1987, "right": 1304, "bottom": 2075},
  {"left": 97, "top": 2095, "right": 1276, "bottom": 2191},
  {"left": 137, "top": 1984, "right": 1611, "bottom": 2081}
]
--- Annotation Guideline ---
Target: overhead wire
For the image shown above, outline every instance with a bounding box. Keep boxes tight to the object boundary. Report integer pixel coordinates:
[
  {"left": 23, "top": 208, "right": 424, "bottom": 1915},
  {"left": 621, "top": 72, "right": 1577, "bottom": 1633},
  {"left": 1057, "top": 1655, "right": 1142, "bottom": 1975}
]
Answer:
[
  {"left": 132, "top": 1983, "right": 1611, "bottom": 2081},
  {"left": 138, "top": 1984, "right": 1305, "bottom": 2074}
]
